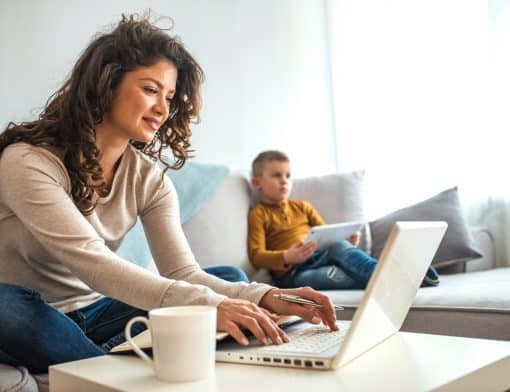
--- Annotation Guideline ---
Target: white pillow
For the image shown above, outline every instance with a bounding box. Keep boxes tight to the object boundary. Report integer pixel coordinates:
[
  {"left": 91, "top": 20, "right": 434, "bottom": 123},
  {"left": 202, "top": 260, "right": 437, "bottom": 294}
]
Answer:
[
  {"left": 291, "top": 171, "right": 366, "bottom": 224},
  {"left": 290, "top": 171, "right": 370, "bottom": 252}
]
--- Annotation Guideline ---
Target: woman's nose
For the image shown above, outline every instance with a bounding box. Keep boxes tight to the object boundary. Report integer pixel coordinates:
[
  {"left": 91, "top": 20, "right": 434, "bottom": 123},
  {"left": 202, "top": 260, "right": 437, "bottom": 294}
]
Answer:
[{"left": 153, "top": 97, "right": 169, "bottom": 118}]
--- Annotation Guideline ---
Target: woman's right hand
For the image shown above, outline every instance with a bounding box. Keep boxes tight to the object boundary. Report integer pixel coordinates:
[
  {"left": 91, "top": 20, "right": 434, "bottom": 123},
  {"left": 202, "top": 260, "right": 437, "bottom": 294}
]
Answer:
[
  {"left": 216, "top": 298, "right": 290, "bottom": 346},
  {"left": 283, "top": 241, "right": 317, "bottom": 265}
]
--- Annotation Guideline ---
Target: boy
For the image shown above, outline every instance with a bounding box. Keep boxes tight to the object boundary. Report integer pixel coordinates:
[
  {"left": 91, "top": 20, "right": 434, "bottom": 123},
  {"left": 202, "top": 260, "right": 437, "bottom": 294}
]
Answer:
[{"left": 248, "top": 150, "right": 439, "bottom": 289}]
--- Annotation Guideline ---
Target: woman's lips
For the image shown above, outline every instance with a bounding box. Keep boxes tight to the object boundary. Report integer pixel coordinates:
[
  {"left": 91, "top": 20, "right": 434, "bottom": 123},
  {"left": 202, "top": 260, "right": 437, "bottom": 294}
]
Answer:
[{"left": 143, "top": 118, "right": 159, "bottom": 131}]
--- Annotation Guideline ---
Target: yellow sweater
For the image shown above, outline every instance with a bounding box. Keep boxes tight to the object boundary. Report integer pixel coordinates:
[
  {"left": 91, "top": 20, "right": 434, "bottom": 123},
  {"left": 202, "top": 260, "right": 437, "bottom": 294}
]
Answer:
[{"left": 248, "top": 199, "right": 325, "bottom": 279}]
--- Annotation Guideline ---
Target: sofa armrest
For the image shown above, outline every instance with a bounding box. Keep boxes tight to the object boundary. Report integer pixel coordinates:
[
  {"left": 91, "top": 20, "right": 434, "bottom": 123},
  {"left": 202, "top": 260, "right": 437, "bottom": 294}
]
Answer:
[{"left": 466, "top": 227, "right": 495, "bottom": 272}]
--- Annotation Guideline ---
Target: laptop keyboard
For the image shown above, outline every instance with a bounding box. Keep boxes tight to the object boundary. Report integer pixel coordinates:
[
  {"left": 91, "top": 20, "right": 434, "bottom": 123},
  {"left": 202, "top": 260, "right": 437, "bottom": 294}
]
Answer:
[{"left": 262, "top": 321, "right": 350, "bottom": 354}]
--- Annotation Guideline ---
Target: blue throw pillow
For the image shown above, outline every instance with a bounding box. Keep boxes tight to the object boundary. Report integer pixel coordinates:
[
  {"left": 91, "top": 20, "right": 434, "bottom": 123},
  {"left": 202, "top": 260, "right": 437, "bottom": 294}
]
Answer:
[{"left": 116, "top": 161, "right": 229, "bottom": 267}]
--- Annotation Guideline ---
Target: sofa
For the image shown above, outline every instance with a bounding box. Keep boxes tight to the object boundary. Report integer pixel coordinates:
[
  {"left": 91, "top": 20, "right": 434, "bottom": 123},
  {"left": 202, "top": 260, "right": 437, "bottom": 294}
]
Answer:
[
  {"left": 179, "top": 172, "right": 510, "bottom": 341},
  {"left": 2, "top": 171, "right": 509, "bottom": 392}
]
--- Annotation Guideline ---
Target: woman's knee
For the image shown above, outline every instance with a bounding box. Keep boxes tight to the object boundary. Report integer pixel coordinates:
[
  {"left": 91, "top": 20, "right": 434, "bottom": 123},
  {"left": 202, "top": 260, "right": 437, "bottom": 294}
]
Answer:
[
  {"left": 0, "top": 283, "right": 43, "bottom": 313},
  {"left": 0, "top": 284, "right": 46, "bottom": 340}
]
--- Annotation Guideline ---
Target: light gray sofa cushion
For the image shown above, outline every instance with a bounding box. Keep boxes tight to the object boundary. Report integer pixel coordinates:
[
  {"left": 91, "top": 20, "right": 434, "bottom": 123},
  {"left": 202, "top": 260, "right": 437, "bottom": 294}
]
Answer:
[{"left": 329, "top": 267, "right": 510, "bottom": 340}]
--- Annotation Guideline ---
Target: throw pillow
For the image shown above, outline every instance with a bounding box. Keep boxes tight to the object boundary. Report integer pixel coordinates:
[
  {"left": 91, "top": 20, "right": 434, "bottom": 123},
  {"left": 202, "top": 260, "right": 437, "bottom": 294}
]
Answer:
[
  {"left": 291, "top": 171, "right": 366, "bottom": 224},
  {"left": 369, "top": 187, "right": 482, "bottom": 273},
  {"left": 165, "top": 161, "right": 229, "bottom": 225},
  {"left": 117, "top": 162, "right": 229, "bottom": 268}
]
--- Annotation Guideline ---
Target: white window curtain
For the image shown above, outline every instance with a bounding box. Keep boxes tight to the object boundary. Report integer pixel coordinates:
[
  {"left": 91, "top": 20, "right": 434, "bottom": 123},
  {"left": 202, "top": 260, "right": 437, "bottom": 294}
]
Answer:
[{"left": 326, "top": 0, "right": 509, "bottom": 266}]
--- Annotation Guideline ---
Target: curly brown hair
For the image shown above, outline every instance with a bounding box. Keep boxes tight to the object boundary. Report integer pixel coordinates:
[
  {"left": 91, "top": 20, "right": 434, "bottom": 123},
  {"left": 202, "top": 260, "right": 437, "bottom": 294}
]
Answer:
[{"left": 0, "top": 12, "right": 203, "bottom": 214}]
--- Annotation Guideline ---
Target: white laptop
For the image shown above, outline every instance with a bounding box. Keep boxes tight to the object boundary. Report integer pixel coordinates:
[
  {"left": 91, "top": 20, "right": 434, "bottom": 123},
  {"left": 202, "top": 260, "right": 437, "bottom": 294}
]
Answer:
[
  {"left": 304, "top": 221, "right": 364, "bottom": 251},
  {"left": 216, "top": 221, "right": 447, "bottom": 370}
]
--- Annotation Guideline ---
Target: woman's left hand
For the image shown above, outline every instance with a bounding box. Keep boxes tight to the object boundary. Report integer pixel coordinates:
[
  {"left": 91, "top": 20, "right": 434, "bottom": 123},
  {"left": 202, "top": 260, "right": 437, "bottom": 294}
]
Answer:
[{"left": 259, "top": 287, "right": 338, "bottom": 331}]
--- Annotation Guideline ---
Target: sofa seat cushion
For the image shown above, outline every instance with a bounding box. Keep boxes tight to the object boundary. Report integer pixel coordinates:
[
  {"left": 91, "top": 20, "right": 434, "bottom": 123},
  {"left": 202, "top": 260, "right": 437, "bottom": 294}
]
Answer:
[
  {"left": 325, "top": 268, "right": 510, "bottom": 340},
  {"left": 327, "top": 268, "right": 510, "bottom": 311}
]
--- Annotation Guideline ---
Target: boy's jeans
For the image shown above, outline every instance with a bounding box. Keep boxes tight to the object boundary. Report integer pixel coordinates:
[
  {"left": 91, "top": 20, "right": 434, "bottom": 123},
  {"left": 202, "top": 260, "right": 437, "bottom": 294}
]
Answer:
[
  {"left": 0, "top": 265, "right": 248, "bottom": 374},
  {"left": 278, "top": 240, "right": 377, "bottom": 290}
]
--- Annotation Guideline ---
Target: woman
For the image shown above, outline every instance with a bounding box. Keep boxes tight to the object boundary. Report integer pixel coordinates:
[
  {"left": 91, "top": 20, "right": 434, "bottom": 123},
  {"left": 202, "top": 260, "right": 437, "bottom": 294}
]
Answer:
[{"left": 0, "top": 13, "right": 336, "bottom": 374}]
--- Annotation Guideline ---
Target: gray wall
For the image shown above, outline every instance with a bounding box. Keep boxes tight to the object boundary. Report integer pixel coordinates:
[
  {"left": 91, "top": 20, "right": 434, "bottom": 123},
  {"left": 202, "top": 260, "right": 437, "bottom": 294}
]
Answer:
[{"left": 0, "top": 0, "right": 337, "bottom": 176}]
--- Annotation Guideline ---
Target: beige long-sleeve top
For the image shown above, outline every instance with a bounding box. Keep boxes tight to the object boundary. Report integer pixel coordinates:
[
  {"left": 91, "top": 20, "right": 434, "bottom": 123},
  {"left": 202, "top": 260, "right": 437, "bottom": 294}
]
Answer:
[{"left": 0, "top": 143, "right": 272, "bottom": 314}]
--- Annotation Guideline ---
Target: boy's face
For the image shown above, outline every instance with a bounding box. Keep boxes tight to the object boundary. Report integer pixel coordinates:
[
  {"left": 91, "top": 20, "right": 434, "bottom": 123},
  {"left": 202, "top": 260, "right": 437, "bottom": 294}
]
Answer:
[{"left": 252, "top": 160, "right": 292, "bottom": 204}]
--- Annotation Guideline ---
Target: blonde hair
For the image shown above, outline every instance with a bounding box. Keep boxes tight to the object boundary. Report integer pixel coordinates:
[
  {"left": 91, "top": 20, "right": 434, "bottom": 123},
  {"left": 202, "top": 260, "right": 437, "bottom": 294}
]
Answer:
[{"left": 251, "top": 150, "right": 289, "bottom": 177}]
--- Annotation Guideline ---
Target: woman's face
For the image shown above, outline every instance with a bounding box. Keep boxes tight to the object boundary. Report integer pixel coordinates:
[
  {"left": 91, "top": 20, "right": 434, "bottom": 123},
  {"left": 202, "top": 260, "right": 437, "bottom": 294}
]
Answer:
[{"left": 100, "top": 59, "right": 177, "bottom": 144}]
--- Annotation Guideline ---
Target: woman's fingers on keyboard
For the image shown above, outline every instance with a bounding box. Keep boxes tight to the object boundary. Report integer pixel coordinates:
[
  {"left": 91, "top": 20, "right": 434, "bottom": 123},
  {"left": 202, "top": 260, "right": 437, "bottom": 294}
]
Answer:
[
  {"left": 222, "top": 320, "right": 250, "bottom": 346},
  {"left": 217, "top": 298, "right": 288, "bottom": 346},
  {"left": 260, "top": 307, "right": 280, "bottom": 321},
  {"left": 236, "top": 303, "right": 287, "bottom": 345}
]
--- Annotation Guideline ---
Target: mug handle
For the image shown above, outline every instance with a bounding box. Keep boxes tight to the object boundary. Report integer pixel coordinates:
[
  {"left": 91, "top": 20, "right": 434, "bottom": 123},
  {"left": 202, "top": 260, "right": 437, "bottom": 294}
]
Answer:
[{"left": 125, "top": 316, "right": 153, "bottom": 367}]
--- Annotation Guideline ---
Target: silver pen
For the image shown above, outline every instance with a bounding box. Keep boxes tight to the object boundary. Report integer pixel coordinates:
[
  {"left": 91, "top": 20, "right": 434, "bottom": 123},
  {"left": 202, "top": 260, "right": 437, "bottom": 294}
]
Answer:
[{"left": 273, "top": 294, "right": 344, "bottom": 311}]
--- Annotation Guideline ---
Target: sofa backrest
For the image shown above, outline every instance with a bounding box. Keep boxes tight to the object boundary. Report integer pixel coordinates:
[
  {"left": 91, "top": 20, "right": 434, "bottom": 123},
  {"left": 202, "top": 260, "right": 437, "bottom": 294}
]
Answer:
[
  {"left": 183, "top": 170, "right": 367, "bottom": 277},
  {"left": 183, "top": 174, "right": 253, "bottom": 272}
]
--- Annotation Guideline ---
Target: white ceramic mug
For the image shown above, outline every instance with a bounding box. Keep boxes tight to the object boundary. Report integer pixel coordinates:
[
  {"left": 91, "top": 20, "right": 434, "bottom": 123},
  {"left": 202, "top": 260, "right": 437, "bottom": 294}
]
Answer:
[{"left": 125, "top": 306, "right": 217, "bottom": 382}]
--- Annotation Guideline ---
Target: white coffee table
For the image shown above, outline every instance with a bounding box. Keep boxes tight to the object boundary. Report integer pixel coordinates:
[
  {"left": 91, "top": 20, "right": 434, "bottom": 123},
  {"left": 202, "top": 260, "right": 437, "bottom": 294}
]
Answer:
[{"left": 49, "top": 331, "right": 510, "bottom": 391}]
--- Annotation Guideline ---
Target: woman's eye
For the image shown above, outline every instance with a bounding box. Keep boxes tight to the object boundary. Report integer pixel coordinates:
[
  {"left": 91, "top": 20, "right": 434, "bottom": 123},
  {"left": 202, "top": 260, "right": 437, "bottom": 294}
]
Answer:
[
  {"left": 144, "top": 86, "right": 158, "bottom": 94},
  {"left": 165, "top": 97, "right": 172, "bottom": 105}
]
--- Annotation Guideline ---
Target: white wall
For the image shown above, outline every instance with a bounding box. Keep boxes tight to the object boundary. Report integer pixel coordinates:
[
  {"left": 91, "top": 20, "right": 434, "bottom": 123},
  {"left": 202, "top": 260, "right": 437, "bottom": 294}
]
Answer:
[
  {"left": 0, "top": 0, "right": 336, "bottom": 176},
  {"left": 489, "top": 0, "right": 510, "bottom": 197},
  {"left": 327, "top": 0, "right": 490, "bottom": 218}
]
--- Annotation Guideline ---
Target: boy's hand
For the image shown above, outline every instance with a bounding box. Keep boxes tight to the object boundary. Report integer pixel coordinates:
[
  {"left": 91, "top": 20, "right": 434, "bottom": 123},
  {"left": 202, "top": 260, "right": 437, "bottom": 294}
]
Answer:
[
  {"left": 347, "top": 231, "right": 362, "bottom": 247},
  {"left": 283, "top": 241, "right": 317, "bottom": 265}
]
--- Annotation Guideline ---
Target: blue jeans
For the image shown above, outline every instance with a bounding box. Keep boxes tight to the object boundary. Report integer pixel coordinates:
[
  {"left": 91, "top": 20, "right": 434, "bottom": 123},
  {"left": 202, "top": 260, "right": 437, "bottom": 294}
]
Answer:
[
  {"left": 0, "top": 265, "right": 248, "bottom": 373},
  {"left": 278, "top": 240, "right": 377, "bottom": 290},
  {"left": 204, "top": 265, "right": 249, "bottom": 283}
]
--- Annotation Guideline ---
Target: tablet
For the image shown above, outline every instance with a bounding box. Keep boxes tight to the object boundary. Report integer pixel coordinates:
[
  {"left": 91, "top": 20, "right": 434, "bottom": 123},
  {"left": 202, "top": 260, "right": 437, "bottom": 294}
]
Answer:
[{"left": 304, "top": 221, "right": 364, "bottom": 251}]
